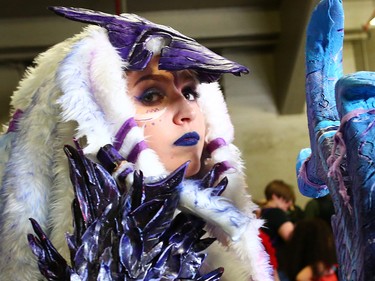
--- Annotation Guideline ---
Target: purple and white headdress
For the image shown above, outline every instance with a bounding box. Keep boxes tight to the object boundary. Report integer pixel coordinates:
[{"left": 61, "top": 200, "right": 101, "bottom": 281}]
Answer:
[
  {"left": 49, "top": 6, "right": 248, "bottom": 82},
  {"left": 0, "top": 7, "right": 270, "bottom": 281}
]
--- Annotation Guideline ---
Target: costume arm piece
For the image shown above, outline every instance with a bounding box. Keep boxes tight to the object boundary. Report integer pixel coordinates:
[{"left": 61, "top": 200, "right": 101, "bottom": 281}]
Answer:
[
  {"left": 296, "top": 0, "right": 343, "bottom": 198},
  {"left": 29, "top": 143, "right": 271, "bottom": 280},
  {"left": 98, "top": 144, "right": 251, "bottom": 242},
  {"left": 99, "top": 143, "right": 262, "bottom": 249},
  {"left": 198, "top": 82, "right": 272, "bottom": 281},
  {"left": 333, "top": 72, "right": 375, "bottom": 281},
  {"left": 297, "top": 0, "right": 375, "bottom": 279},
  {"left": 29, "top": 144, "right": 225, "bottom": 281}
]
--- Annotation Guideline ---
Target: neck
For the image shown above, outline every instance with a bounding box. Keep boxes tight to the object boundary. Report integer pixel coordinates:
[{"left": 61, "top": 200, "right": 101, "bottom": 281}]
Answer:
[{"left": 264, "top": 201, "right": 277, "bottom": 208}]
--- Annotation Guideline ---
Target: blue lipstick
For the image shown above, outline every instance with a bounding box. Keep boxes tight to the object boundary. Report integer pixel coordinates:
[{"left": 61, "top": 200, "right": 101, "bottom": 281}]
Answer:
[{"left": 174, "top": 132, "right": 200, "bottom": 146}]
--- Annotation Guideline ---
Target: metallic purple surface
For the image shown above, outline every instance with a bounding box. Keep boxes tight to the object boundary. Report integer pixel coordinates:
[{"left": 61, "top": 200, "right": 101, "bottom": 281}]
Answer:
[
  {"left": 28, "top": 144, "right": 224, "bottom": 280},
  {"left": 48, "top": 6, "right": 249, "bottom": 83}
]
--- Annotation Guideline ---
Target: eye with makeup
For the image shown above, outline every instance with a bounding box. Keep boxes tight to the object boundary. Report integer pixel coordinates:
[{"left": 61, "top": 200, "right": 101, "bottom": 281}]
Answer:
[
  {"left": 182, "top": 85, "right": 199, "bottom": 101},
  {"left": 135, "top": 88, "right": 165, "bottom": 106}
]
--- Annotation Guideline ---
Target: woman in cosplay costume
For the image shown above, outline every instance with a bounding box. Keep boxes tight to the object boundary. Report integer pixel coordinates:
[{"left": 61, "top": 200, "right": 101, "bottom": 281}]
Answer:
[{"left": 0, "top": 7, "right": 272, "bottom": 281}]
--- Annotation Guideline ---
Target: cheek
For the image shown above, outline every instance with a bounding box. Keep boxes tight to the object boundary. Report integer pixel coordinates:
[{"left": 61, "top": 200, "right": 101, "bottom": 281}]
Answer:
[
  {"left": 195, "top": 110, "right": 207, "bottom": 136},
  {"left": 140, "top": 118, "right": 162, "bottom": 136},
  {"left": 139, "top": 117, "right": 167, "bottom": 148},
  {"left": 134, "top": 107, "right": 168, "bottom": 122}
]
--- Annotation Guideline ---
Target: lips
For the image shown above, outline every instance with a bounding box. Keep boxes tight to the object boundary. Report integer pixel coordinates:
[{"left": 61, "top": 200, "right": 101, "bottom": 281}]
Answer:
[{"left": 174, "top": 132, "right": 200, "bottom": 146}]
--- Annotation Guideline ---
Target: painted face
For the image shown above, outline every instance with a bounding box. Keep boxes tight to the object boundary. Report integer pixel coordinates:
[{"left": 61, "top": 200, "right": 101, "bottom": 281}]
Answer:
[{"left": 126, "top": 56, "right": 206, "bottom": 177}]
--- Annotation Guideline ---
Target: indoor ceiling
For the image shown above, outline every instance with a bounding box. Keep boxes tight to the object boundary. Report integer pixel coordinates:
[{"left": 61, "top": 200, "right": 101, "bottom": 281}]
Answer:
[
  {"left": 0, "top": 0, "right": 282, "bottom": 18},
  {"left": 0, "top": 0, "right": 371, "bottom": 116}
]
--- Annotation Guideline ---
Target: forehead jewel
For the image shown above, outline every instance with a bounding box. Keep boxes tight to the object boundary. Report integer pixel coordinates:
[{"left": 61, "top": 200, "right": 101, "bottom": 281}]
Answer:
[{"left": 49, "top": 6, "right": 249, "bottom": 83}]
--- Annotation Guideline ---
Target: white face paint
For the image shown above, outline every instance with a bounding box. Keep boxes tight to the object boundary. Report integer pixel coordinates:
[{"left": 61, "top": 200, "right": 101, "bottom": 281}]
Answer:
[{"left": 134, "top": 107, "right": 167, "bottom": 122}]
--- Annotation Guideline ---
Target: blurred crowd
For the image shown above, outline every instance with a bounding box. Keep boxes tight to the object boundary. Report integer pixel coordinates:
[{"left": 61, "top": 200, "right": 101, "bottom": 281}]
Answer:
[{"left": 255, "top": 180, "right": 337, "bottom": 281}]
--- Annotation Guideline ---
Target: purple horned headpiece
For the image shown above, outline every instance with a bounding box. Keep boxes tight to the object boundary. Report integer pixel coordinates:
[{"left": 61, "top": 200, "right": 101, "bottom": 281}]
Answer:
[{"left": 49, "top": 6, "right": 249, "bottom": 83}]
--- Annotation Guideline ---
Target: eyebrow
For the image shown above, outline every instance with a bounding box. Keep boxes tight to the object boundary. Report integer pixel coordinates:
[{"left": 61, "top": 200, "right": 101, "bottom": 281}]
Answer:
[
  {"left": 133, "top": 74, "right": 169, "bottom": 86},
  {"left": 133, "top": 71, "right": 198, "bottom": 87},
  {"left": 175, "top": 70, "right": 198, "bottom": 83}
]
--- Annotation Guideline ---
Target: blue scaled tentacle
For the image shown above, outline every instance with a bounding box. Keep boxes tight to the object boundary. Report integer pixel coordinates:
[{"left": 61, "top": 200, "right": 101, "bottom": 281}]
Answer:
[
  {"left": 296, "top": 0, "right": 343, "bottom": 198},
  {"left": 297, "top": 0, "right": 375, "bottom": 279},
  {"left": 334, "top": 72, "right": 375, "bottom": 281}
]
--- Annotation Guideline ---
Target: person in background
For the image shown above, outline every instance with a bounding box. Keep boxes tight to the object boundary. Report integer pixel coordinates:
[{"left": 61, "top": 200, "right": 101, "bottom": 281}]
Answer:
[
  {"left": 259, "top": 229, "right": 281, "bottom": 281},
  {"left": 288, "top": 192, "right": 305, "bottom": 224},
  {"left": 283, "top": 218, "right": 338, "bottom": 281},
  {"left": 260, "top": 180, "right": 295, "bottom": 281},
  {"left": 304, "top": 194, "right": 335, "bottom": 228}
]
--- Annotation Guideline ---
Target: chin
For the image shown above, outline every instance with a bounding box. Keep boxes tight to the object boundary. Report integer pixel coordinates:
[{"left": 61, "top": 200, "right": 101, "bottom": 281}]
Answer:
[
  {"left": 163, "top": 154, "right": 202, "bottom": 178},
  {"left": 185, "top": 161, "right": 201, "bottom": 178}
]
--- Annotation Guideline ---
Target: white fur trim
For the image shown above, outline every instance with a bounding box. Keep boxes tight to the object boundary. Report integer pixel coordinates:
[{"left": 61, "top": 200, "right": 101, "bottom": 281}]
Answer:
[
  {"left": 145, "top": 36, "right": 168, "bottom": 55},
  {"left": 198, "top": 82, "right": 271, "bottom": 280},
  {"left": 204, "top": 222, "right": 273, "bottom": 281},
  {"left": 56, "top": 27, "right": 117, "bottom": 154},
  {"left": 197, "top": 82, "right": 234, "bottom": 143},
  {"left": 134, "top": 148, "right": 166, "bottom": 176},
  {"left": 0, "top": 62, "right": 69, "bottom": 279}
]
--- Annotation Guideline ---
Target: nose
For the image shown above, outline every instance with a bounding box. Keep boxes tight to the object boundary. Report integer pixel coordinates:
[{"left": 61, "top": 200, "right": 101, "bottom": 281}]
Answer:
[{"left": 172, "top": 95, "right": 197, "bottom": 125}]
